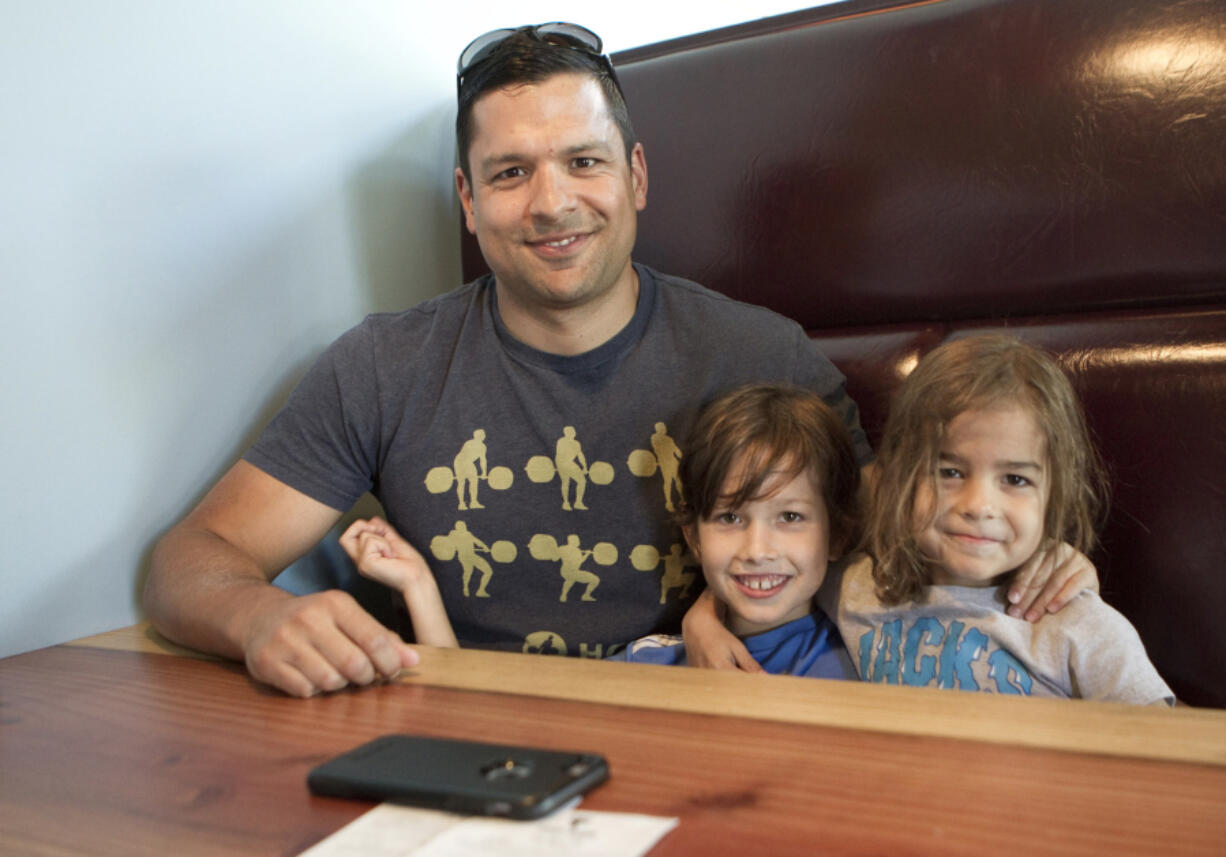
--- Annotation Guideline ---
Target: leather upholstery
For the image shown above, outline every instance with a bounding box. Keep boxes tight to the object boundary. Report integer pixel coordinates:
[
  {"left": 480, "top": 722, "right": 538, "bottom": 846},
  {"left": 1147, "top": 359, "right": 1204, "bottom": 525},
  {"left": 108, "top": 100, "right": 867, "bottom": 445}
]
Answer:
[{"left": 460, "top": 0, "right": 1226, "bottom": 705}]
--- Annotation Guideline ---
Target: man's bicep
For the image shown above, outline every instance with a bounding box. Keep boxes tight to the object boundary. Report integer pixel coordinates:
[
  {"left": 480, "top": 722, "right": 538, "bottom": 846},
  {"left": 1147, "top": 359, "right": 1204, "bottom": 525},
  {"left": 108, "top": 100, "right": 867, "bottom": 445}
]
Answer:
[{"left": 185, "top": 460, "right": 345, "bottom": 579}]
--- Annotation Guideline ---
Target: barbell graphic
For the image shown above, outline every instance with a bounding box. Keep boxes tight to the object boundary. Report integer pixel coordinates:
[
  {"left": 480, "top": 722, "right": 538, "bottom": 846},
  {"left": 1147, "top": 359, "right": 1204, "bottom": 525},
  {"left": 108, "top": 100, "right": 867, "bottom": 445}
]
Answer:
[
  {"left": 527, "top": 534, "right": 618, "bottom": 566},
  {"left": 424, "top": 464, "right": 514, "bottom": 494}
]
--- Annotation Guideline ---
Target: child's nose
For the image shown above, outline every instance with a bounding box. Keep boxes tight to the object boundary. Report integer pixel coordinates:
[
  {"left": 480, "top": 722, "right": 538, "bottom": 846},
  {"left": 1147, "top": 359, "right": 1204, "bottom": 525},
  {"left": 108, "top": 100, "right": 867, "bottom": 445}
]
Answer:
[
  {"left": 956, "top": 479, "right": 998, "bottom": 519},
  {"left": 738, "top": 520, "right": 778, "bottom": 561}
]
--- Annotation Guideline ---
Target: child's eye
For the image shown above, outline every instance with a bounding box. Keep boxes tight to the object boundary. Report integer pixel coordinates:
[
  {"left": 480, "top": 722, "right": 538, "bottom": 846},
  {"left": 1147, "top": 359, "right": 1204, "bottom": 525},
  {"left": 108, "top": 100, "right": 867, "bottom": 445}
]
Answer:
[
  {"left": 938, "top": 467, "right": 963, "bottom": 479},
  {"left": 714, "top": 511, "right": 740, "bottom": 525},
  {"left": 780, "top": 511, "right": 805, "bottom": 523},
  {"left": 1004, "top": 474, "right": 1032, "bottom": 488}
]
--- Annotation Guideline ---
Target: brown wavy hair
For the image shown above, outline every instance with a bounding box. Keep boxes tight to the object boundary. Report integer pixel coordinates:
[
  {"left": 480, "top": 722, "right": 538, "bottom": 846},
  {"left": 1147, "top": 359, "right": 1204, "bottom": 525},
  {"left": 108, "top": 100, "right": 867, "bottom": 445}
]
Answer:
[
  {"left": 869, "top": 335, "right": 1109, "bottom": 604},
  {"left": 678, "top": 384, "right": 861, "bottom": 557}
]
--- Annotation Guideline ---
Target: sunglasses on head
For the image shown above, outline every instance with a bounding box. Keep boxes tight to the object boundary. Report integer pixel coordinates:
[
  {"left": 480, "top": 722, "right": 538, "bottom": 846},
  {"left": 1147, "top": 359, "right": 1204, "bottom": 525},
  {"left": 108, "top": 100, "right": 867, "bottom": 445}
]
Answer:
[{"left": 456, "top": 22, "right": 621, "bottom": 95}]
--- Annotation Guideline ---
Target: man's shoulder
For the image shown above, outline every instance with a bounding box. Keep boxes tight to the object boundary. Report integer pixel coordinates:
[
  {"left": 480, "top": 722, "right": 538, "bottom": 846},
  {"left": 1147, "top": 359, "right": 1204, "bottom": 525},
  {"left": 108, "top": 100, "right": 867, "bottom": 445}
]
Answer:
[
  {"left": 361, "top": 278, "right": 488, "bottom": 330},
  {"left": 329, "top": 278, "right": 490, "bottom": 352}
]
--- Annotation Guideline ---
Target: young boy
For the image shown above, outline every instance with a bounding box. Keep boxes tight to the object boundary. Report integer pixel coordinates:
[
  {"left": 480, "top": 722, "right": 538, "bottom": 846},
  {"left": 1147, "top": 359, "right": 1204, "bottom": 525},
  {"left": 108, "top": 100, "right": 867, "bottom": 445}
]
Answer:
[{"left": 610, "top": 384, "right": 860, "bottom": 678}]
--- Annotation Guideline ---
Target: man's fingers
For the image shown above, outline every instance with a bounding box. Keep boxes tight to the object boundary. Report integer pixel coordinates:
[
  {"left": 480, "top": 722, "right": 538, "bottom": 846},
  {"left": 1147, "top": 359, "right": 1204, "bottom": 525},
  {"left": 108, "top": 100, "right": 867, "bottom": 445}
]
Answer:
[
  {"left": 247, "top": 624, "right": 347, "bottom": 698},
  {"left": 262, "top": 662, "right": 332, "bottom": 699},
  {"left": 1007, "top": 542, "right": 1097, "bottom": 622},
  {"left": 245, "top": 590, "right": 411, "bottom": 696},
  {"left": 701, "top": 637, "right": 762, "bottom": 672},
  {"left": 1021, "top": 560, "right": 1095, "bottom": 621},
  {"left": 326, "top": 593, "right": 412, "bottom": 680},
  {"left": 1006, "top": 550, "right": 1050, "bottom": 613},
  {"left": 729, "top": 643, "right": 765, "bottom": 673},
  {"left": 1045, "top": 572, "right": 1090, "bottom": 615}
]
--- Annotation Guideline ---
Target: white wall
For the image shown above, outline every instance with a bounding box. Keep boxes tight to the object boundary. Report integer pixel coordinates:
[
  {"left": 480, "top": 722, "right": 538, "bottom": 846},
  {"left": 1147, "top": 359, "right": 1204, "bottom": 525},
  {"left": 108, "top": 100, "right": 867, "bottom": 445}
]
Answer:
[{"left": 0, "top": 1, "right": 834, "bottom": 657}]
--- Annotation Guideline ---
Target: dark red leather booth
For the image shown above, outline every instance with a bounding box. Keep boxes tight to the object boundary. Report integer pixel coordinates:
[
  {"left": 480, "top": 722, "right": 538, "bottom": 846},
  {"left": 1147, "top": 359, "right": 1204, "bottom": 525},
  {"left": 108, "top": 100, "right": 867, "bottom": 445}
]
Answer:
[{"left": 462, "top": 0, "right": 1226, "bottom": 706}]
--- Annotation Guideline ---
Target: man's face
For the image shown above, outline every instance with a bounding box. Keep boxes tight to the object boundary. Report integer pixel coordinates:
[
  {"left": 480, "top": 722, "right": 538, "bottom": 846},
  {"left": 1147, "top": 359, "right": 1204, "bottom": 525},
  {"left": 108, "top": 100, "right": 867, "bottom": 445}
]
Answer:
[{"left": 456, "top": 73, "right": 647, "bottom": 327}]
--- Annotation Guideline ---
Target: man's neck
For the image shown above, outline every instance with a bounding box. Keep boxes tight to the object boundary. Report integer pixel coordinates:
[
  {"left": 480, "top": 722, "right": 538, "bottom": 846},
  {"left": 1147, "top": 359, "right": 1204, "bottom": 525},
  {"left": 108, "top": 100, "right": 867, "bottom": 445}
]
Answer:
[{"left": 494, "top": 266, "right": 640, "bottom": 357}]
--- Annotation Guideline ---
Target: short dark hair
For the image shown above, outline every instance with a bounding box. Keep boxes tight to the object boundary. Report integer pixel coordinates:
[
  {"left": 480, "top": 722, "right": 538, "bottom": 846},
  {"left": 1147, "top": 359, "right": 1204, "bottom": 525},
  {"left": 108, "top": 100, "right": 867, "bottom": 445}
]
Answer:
[
  {"left": 678, "top": 384, "right": 862, "bottom": 556},
  {"left": 455, "top": 29, "right": 636, "bottom": 184}
]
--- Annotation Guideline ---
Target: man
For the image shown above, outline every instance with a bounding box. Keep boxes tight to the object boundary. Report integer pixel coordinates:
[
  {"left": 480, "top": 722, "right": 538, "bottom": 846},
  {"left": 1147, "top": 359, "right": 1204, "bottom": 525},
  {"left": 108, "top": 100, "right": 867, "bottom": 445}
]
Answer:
[{"left": 144, "top": 23, "right": 1086, "bottom": 697}]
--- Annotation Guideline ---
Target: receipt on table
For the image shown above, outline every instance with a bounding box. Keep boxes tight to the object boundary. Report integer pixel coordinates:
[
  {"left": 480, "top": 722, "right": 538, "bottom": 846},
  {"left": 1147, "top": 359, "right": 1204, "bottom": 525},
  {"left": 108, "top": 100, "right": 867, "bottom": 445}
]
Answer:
[{"left": 299, "top": 801, "right": 678, "bottom": 857}]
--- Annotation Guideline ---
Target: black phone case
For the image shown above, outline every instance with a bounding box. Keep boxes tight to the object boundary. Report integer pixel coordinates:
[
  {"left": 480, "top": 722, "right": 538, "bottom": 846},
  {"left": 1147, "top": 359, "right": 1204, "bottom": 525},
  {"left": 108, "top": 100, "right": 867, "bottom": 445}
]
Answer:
[{"left": 307, "top": 734, "right": 609, "bottom": 819}]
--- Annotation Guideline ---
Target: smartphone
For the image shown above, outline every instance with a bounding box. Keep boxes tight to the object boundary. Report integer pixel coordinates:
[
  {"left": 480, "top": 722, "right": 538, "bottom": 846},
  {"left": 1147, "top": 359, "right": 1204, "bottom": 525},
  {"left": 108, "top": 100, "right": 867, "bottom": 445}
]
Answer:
[{"left": 307, "top": 734, "right": 609, "bottom": 819}]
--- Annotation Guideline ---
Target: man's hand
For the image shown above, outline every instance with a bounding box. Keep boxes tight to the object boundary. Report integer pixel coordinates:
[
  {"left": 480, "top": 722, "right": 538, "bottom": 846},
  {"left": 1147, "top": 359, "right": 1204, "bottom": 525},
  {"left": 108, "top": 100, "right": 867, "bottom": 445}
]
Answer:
[
  {"left": 681, "top": 589, "right": 764, "bottom": 672},
  {"left": 144, "top": 461, "right": 420, "bottom": 698},
  {"left": 340, "top": 517, "right": 432, "bottom": 590},
  {"left": 1007, "top": 541, "right": 1100, "bottom": 622},
  {"left": 242, "top": 589, "right": 418, "bottom": 698}
]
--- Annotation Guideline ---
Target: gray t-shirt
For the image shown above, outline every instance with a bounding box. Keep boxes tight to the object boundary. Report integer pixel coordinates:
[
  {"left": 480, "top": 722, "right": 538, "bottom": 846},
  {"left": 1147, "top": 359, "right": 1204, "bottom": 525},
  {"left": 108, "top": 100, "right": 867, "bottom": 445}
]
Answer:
[
  {"left": 247, "top": 264, "right": 870, "bottom": 658},
  {"left": 825, "top": 556, "right": 1174, "bottom": 704}
]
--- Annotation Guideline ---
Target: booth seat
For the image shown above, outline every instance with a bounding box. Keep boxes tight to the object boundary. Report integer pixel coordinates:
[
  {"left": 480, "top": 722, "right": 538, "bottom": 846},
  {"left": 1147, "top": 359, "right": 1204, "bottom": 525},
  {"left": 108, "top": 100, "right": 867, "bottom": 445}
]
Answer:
[{"left": 461, "top": 0, "right": 1226, "bottom": 705}]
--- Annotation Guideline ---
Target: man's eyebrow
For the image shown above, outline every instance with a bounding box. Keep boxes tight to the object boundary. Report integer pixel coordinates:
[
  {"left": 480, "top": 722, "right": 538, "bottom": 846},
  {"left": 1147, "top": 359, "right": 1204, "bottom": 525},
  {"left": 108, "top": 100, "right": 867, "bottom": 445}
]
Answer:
[
  {"left": 563, "top": 139, "right": 614, "bottom": 155},
  {"left": 478, "top": 152, "right": 527, "bottom": 174},
  {"left": 478, "top": 140, "right": 614, "bottom": 176}
]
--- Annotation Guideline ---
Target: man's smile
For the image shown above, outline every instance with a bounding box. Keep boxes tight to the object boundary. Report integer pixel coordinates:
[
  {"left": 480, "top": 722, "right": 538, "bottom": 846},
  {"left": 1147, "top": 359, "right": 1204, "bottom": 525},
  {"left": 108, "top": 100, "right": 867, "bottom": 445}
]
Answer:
[{"left": 527, "top": 231, "right": 591, "bottom": 258}]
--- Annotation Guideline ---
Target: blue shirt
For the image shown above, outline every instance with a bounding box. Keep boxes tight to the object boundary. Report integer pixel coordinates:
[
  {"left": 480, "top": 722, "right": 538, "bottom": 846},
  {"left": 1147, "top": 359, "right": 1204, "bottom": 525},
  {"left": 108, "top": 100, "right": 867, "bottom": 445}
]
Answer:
[{"left": 610, "top": 611, "right": 857, "bottom": 679}]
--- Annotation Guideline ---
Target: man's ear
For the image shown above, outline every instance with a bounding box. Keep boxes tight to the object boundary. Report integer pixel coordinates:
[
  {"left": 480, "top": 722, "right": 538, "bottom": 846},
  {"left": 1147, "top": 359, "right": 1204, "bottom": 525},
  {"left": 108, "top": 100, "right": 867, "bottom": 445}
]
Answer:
[
  {"left": 455, "top": 167, "right": 477, "bottom": 235},
  {"left": 630, "top": 142, "right": 647, "bottom": 212}
]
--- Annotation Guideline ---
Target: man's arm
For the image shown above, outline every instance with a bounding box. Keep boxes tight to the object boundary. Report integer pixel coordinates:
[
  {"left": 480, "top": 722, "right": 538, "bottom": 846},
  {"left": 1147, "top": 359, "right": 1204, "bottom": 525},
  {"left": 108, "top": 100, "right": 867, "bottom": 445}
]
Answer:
[
  {"left": 681, "top": 589, "right": 763, "bottom": 671},
  {"left": 144, "top": 460, "right": 418, "bottom": 697},
  {"left": 1006, "top": 541, "right": 1100, "bottom": 622}
]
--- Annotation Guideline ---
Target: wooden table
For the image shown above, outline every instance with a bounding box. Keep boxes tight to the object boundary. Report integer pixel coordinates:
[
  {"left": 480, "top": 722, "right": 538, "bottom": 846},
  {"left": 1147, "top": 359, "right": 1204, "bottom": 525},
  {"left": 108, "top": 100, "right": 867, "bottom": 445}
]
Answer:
[{"left": 3, "top": 624, "right": 1225, "bottom": 856}]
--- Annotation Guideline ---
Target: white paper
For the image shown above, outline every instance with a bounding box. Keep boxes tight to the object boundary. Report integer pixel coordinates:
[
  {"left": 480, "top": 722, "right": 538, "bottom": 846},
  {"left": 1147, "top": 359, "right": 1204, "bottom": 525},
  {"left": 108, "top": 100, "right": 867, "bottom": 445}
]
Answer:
[{"left": 300, "top": 802, "right": 678, "bottom": 857}]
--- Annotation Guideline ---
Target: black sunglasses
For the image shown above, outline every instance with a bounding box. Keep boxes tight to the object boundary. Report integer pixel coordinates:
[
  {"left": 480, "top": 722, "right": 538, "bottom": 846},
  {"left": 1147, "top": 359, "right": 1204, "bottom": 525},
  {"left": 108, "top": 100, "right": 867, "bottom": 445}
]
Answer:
[{"left": 456, "top": 22, "right": 622, "bottom": 95}]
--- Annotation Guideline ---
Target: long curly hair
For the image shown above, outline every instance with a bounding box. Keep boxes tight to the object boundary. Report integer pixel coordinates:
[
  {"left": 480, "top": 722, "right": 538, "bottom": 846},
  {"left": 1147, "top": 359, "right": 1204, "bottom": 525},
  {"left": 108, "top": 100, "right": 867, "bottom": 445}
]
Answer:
[{"left": 869, "top": 335, "right": 1109, "bottom": 604}]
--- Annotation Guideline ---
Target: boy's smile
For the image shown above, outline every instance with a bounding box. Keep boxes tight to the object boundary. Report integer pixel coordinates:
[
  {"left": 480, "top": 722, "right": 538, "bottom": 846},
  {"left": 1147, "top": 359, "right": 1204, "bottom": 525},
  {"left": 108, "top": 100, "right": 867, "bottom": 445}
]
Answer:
[{"left": 687, "top": 466, "right": 831, "bottom": 638}]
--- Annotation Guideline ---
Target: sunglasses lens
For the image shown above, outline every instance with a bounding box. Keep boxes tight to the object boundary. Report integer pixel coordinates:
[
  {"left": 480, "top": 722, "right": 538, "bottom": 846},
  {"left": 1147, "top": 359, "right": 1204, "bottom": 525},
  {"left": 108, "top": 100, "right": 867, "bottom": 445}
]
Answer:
[
  {"left": 457, "top": 28, "right": 515, "bottom": 76},
  {"left": 457, "top": 22, "right": 605, "bottom": 79},
  {"left": 535, "top": 22, "right": 602, "bottom": 54}
]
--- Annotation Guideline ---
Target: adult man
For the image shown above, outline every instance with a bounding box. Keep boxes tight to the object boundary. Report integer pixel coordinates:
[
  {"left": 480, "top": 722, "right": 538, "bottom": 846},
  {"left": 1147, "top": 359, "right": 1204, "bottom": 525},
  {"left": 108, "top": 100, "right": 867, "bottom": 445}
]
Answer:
[{"left": 145, "top": 23, "right": 1084, "bottom": 697}]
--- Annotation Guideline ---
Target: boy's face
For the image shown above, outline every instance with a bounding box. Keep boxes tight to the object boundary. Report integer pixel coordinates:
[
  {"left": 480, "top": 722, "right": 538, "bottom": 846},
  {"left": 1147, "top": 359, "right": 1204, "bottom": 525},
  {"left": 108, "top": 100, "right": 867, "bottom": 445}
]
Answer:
[
  {"left": 685, "top": 463, "right": 831, "bottom": 638},
  {"left": 914, "top": 404, "right": 1048, "bottom": 587}
]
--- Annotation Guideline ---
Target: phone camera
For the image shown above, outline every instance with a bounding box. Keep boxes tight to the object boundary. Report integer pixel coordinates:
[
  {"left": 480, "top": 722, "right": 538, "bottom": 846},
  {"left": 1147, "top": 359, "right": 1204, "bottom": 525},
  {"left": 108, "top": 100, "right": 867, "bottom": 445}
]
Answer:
[{"left": 481, "top": 757, "right": 534, "bottom": 781}]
